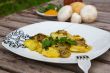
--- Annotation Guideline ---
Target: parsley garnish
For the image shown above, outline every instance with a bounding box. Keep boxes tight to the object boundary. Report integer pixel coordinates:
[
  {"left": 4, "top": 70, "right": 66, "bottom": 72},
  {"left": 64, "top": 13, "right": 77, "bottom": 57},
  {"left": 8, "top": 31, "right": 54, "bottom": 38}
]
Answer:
[{"left": 42, "top": 37, "right": 77, "bottom": 50}]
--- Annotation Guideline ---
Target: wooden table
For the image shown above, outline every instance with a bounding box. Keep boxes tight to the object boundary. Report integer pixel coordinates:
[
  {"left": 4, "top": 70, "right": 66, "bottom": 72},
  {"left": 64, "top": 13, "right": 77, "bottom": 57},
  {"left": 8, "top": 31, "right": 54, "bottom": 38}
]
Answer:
[{"left": 0, "top": 0, "right": 110, "bottom": 73}]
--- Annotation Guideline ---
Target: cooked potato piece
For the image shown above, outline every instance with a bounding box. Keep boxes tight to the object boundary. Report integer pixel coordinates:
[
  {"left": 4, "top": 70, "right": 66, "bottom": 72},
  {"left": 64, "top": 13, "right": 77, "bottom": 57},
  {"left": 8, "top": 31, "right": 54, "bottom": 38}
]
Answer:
[
  {"left": 50, "top": 32, "right": 65, "bottom": 39},
  {"left": 24, "top": 39, "right": 38, "bottom": 51},
  {"left": 31, "top": 33, "right": 47, "bottom": 42},
  {"left": 42, "top": 47, "right": 60, "bottom": 58},
  {"left": 24, "top": 39, "right": 42, "bottom": 53},
  {"left": 70, "top": 45, "right": 91, "bottom": 53},
  {"left": 35, "top": 42, "right": 42, "bottom": 53},
  {"left": 72, "top": 35, "right": 82, "bottom": 40},
  {"left": 50, "top": 30, "right": 72, "bottom": 39}
]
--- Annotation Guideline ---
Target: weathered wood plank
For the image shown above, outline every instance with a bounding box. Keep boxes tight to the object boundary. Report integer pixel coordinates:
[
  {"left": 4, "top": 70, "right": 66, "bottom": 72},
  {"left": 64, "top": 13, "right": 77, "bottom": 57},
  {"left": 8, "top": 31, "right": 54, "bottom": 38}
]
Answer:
[
  {"left": 0, "top": 26, "right": 12, "bottom": 37},
  {"left": 0, "top": 19, "right": 27, "bottom": 29},
  {"left": 90, "top": 61, "right": 110, "bottom": 73},
  {"left": 18, "top": 11, "right": 41, "bottom": 19},
  {"left": 84, "top": 0, "right": 110, "bottom": 12},
  {"left": 0, "top": 46, "right": 75, "bottom": 73},
  {"left": 6, "top": 14, "right": 47, "bottom": 24},
  {"left": 48, "top": 60, "right": 110, "bottom": 73},
  {"left": 0, "top": 69, "right": 9, "bottom": 73},
  {"left": 97, "top": 51, "right": 110, "bottom": 63},
  {"left": 1, "top": 20, "right": 110, "bottom": 36},
  {"left": 97, "top": 12, "right": 110, "bottom": 23},
  {"left": 50, "top": 60, "right": 107, "bottom": 73},
  {"left": 86, "top": 22, "right": 110, "bottom": 31}
]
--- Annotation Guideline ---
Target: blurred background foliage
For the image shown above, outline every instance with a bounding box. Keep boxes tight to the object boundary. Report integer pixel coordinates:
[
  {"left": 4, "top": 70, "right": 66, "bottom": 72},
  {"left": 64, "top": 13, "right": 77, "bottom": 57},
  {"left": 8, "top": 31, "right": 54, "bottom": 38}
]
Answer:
[{"left": 0, "top": 0, "right": 50, "bottom": 16}]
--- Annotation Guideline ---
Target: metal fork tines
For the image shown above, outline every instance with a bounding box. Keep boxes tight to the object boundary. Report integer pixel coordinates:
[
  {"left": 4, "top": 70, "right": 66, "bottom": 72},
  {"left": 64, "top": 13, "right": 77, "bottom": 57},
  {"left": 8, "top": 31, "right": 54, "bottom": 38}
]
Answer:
[{"left": 76, "top": 55, "right": 91, "bottom": 73}]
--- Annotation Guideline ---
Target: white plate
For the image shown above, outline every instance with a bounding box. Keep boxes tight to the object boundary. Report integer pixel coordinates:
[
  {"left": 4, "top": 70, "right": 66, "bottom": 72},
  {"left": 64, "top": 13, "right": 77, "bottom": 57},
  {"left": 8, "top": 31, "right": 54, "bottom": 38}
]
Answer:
[
  {"left": 2, "top": 21, "right": 110, "bottom": 63},
  {"left": 36, "top": 11, "right": 57, "bottom": 17}
]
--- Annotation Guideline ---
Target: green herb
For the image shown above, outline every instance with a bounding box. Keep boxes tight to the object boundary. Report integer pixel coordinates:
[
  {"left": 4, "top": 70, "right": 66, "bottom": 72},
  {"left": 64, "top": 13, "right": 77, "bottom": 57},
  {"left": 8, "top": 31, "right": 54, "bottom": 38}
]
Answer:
[
  {"left": 37, "top": 7, "right": 46, "bottom": 13},
  {"left": 58, "top": 37, "right": 77, "bottom": 45},
  {"left": 46, "top": 4, "right": 56, "bottom": 10},
  {"left": 42, "top": 38, "right": 54, "bottom": 50},
  {"left": 42, "top": 37, "right": 77, "bottom": 50},
  {"left": 58, "top": 37, "right": 67, "bottom": 43},
  {"left": 37, "top": 3, "right": 61, "bottom": 13},
  {"left": 56, "top": 4, "right": 62, "bottom": 11},
  {"left": 66, "top": 39, "right": 77, "bottom": 45}
]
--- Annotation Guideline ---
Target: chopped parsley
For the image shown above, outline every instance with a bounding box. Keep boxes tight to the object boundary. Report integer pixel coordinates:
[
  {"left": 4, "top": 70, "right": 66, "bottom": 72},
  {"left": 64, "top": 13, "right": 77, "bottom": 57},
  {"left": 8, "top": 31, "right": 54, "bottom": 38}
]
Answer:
[{"left": 42, "top": 37, "right": 77, "bottom": 50}]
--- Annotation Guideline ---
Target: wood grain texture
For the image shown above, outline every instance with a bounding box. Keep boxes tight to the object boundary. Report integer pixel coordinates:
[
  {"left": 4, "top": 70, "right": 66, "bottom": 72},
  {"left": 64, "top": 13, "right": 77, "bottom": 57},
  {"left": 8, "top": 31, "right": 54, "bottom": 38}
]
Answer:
[
  {"left": 90, "top": 61, "right": 110, "bottom": 73},
  {"left": 97, "top": 51, "right": 110, "bottom": 62},
  {"left": 0, "top": 26, "right": 12, "bottom": 37},
  {"left": 84, "top": 0, "right": 110, "bottom": 12},
  {"left": 0, "top": 0, "right": 110, "bottom": 72},
  {"left": 0, "top": 19, "right": 27, "bottom": 29},
  {"left": 86, "top": 22, "right": 110, "bottom": 31},
  {"left": 6, "top": 14, "right": 47, "bottom": 24},
  {"left": 97, "top": 12, "right": 110, "bottom": 23},
  {"left": 0, "top": 69, "right": 9, "bottom": 73}
]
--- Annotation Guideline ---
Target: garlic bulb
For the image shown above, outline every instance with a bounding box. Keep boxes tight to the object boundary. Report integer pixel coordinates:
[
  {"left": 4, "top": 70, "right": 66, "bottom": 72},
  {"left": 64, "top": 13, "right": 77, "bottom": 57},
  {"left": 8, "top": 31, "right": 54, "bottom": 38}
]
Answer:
[
  {"left": 80, "top": 5, "right": 97, "bottom": 23},
  {"left": 57, "top": 5, "right": 73, "bottom": 21},
  {"left": 71, "top": 13, "right": 82, "bottom": 23}
]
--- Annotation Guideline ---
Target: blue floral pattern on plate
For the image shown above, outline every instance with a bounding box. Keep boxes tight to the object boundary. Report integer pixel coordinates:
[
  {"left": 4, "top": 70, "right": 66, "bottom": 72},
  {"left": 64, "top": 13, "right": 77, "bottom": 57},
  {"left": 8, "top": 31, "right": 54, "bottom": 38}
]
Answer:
[{"left": 3, "top": 30, "right": 30, "bottom": 48}]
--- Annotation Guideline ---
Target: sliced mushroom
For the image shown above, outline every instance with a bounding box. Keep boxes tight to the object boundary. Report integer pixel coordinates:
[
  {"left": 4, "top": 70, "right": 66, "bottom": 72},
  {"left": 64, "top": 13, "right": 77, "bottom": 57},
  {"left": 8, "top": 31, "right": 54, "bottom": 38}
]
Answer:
[
  {"left": 59, "top": 49, "right": 71, "bottom": 58},
  {"left": 31, "top": 33, "right": 47, "bottom": 42}
]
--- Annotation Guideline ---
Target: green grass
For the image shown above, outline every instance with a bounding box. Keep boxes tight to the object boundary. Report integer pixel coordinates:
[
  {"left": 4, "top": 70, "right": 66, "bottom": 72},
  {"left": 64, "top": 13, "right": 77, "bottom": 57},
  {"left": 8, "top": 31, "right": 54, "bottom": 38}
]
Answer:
[{"left": 0, "top": 0, "right": 50, "bottom": 16}]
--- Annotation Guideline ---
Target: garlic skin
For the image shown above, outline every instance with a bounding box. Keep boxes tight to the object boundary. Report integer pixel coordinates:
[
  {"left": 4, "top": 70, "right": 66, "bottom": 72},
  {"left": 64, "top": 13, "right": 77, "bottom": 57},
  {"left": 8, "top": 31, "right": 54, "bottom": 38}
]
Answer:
[
  {"left": 57, "top": 5, "right": 73, "bottom": 21},
  {"left": 80, "top": 5, "right": 97, "bottom": 23},
  {"left": 71, "top": 13, "right": 82, "bottom": 23}
]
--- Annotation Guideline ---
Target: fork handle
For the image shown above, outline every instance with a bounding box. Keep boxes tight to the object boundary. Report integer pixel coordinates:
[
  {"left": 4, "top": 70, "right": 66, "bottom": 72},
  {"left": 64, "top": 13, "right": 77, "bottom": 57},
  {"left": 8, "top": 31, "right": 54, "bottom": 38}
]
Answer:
[{"left": 84, "top": 71, "right": 88, "bottom": 73}]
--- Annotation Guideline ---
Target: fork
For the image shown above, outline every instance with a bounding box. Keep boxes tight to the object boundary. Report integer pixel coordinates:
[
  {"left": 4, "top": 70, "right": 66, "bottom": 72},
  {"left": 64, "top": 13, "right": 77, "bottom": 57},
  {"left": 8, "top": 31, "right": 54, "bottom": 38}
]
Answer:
[{"left": 76, "top": 55, "right": 91, "bottom": 73}]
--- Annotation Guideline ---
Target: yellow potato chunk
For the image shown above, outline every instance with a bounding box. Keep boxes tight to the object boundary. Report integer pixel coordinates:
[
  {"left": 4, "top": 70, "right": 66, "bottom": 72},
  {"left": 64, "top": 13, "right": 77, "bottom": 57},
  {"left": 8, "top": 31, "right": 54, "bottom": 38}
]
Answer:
[
  {"left": 24, "top": 39, "right": 42, "bottom": 53},
  {"left": 35, "top": 42, "right": 42, "bottom": 53},
  {"left": 70, "top": 45, "right": 91, "bottom": 53},
  {"left": 50, "top": 31, "right": 72, "bottom": 39},
  {"left": 50, "top": 32, "right": 65, "bottom": 39},
  {"left": 42, "top": 47, "right": 60, "bottom": 58},
  {"left": 72, "top": 35, "right": 82, "bottom": 40},
  {"left": 24, "top": 39, "right": 38, "bottom": 51}
]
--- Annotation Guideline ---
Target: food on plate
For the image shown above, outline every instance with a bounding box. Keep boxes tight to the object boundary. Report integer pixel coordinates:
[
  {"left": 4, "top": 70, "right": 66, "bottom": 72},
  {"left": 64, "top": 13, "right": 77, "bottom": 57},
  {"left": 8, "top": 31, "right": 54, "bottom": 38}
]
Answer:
[
  {"left": 24, "top": 39, "right": 42, "bottom": 53},
  {"left": 24, "top": 39, "right": 38, "bottom": 51},
  {"left": 70, "top": 2, "right": 85, "bottom": 14},
  {"left": 37, "top": 4, "right": 61, "bottom": 16},
  {"left": 24, "top": 30, "right": 92, "bottom": 58},
  {"left": 42, "top": 47, "right": 60, "bottom": 58},
  {"left": 71, "top": 13, "right": 82, "bottom": 23},
  {"left": 57, "top": 5, "right": 73, "bottom": 21},
  {"left": 44, "top": 9, "right": 57, "bottom": 16},
  {"left": 80, "top": 5, "right": 97, "bottom": 23}
]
